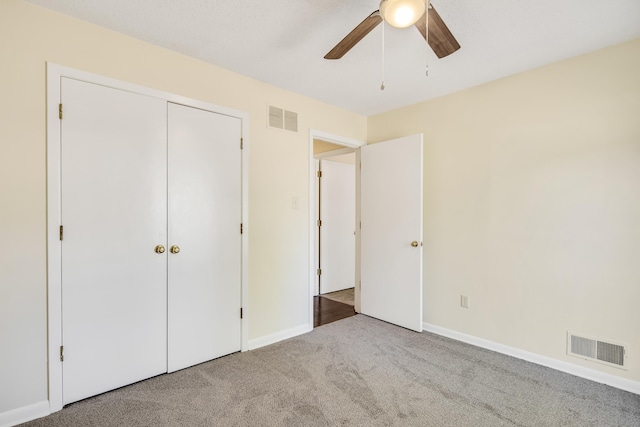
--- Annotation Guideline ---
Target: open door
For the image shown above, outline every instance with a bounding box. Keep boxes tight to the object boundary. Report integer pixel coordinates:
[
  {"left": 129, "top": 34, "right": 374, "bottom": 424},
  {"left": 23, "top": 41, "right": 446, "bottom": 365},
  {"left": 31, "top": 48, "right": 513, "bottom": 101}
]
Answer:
[{"left": 360, "top": 134, "right": 423, "bottom": 332}]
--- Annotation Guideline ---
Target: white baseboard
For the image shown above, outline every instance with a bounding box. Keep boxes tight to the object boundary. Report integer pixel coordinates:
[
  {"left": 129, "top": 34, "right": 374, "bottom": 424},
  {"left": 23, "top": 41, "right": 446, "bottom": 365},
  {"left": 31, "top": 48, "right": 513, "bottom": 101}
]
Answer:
[
  {"left": 0, "top": 400, "right": 50, "bottom": 427},
  {"left": 422, "top": 322, "right": 640, "bottom": 395},
  {"left": 248, "top": 323, "right": 312, "bottom": 351}
]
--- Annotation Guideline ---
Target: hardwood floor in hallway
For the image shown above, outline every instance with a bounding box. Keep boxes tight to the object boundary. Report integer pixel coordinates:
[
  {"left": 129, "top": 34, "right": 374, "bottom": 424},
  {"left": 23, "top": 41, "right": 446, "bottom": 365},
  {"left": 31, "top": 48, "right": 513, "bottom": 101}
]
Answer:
[
  {"left": 314, "top": 296, "right": 356, "bottom": 327},
  {"left": 319, "top": 287, "right": 354, "bottom": 305}
]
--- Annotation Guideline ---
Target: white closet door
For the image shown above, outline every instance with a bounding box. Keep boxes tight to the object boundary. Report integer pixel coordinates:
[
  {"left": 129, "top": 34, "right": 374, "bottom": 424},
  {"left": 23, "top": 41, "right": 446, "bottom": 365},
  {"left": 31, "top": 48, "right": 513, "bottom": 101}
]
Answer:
[
  {"left": 61, "top": 78, "right": 168, "bottom": 404},
  {"left": 320, "top": 159, "right": 356, "bottom": 294},
  {"left": 167, "top": 103, "right": 242, "bottom": 372}
]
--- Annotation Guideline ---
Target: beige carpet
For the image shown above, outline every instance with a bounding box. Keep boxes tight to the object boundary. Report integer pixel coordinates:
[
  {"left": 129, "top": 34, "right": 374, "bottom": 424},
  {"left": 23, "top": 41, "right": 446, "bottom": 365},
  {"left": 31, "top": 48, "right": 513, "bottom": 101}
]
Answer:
[
  {"left": 320, "top": 287, "right": 354, "bottom": 306},
  {"left": 21, "top": 315, "right": 640, "bottom": 426}
]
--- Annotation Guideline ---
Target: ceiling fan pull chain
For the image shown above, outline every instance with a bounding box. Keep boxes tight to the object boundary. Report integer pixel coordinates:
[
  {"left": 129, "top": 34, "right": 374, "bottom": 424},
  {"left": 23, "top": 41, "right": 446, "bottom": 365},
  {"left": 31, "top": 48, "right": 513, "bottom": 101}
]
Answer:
[
  {"left": 425, "top": 0, "right": 430, "bottom": 77},
  {"left": 381, "top": 20, "right": 386, "bottom": 90}
]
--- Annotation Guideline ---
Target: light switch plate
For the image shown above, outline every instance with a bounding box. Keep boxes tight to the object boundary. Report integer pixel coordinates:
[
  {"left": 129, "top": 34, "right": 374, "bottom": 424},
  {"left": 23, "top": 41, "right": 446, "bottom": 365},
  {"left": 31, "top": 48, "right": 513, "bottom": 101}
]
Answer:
[{"left": 461, "top": 295, "right": 470, "bottom": 308}]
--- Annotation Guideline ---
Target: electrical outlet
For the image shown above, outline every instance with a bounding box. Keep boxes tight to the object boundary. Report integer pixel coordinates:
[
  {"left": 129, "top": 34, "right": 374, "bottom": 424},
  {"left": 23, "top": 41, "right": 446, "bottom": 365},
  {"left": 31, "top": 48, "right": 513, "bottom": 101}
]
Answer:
[{"left": 460, "top": 295, "right": 470, "bottom": 308}]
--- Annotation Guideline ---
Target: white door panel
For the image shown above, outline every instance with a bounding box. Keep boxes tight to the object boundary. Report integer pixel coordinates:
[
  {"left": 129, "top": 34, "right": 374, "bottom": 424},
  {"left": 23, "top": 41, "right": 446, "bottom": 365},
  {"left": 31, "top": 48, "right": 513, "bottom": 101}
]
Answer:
[
  {"left": 360, "top": 135, "right": 423, "bottom": 332},
  {"left": 320, "top": 159, "right": 356, "bottom": 294},
  {"left": 61, "top": 78, "right": 168, "bottom": 404},
  {"left": 167, "top": 103, "right": 242, "bottom": 372}
]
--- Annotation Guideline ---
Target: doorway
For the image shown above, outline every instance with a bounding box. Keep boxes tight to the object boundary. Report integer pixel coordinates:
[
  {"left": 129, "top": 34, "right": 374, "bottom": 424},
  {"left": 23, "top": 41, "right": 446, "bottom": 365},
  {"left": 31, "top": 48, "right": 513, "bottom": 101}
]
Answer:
[
  {"left": 308, "top": 130, "right": 365, "bottom": 328},
  {"left": 316, "top": 149, "right": 356, "bottom": 294},
  {"left": 308, "top": 131, "right": 424, "bottom": 332},
  {"left": 316, "top": 146, "right": 356, "bottom": 326}
]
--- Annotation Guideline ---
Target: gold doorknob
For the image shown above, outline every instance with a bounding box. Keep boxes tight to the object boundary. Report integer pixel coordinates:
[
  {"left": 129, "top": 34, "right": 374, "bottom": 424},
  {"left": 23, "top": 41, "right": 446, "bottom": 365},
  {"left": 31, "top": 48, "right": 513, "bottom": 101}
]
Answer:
[
  {"left": 154, "top": 245, "right": 165, "bottom": 254},
  {"left": 411, "top": 241, "right": 419, "bottom": 247},
  {"left": 170, "top": 245, "right": 180, "bottom": 254}
]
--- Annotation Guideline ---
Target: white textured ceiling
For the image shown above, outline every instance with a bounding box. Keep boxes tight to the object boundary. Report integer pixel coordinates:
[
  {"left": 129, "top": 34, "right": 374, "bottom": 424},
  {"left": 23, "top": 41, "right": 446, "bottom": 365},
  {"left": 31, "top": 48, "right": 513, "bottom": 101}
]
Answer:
[{"left": 26, "top": 0, "right": 640, "bottom": 116}]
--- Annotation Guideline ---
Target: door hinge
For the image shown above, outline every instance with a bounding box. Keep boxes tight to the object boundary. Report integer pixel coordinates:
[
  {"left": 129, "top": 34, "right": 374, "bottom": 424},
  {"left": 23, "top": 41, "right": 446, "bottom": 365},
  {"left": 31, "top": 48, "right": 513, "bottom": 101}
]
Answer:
[
  {"left": 317, "top": 219, "right": 322, "bottom": 227},
  {"left": 60, "top": 345, "right": 64, "bottom": 362},
  {"left": 59, "top": 225, "right": 64, "bottom": 241},
  {"left": 240, "top": 223, "right": 243, "bottom": 234},
  {"left": 317, "top": 170, "right": 322, "bottom": 178},
  {"left": 240, "top": 138, "right": 243, "bottom": 149},
  {"left": 58, "top": 103, "right": 63, "bottom": 120},
  {"left": 317, "top": 268, "right": 322, "bottom": 276},
  {"left": 240, "top": 308, "right": 243, "bottom": 319}
]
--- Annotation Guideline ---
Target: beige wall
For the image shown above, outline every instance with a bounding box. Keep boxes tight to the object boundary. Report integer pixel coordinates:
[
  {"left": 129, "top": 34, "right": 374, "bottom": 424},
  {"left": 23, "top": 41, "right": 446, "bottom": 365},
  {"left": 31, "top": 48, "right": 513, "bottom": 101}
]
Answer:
[
  {"left": 369, "top": 38, "right": 640, "bottom": 382},
  {"left": 1, "top": 0, "right": 638, "bottom": 418},
  {"left": 313, "top": 139, "right": 345, "bottom": 154},
  {"left": 0, "top": 0, "right": 366, "bottom": 414}
]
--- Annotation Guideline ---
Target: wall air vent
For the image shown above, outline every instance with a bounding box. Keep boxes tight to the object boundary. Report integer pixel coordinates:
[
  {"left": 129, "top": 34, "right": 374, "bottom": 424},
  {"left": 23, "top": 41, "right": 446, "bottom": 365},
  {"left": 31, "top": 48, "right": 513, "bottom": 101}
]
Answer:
[
  {"left": 567, "top": 332, "right": 627, "bottom": 370},
  {"left": 268, "top": 106, "right": 283, "bottom": 129},
  {"left": 284, "top": 110, "right": 298, "bottom": 133},
  {"left": 268, "top": 105, "right": 298, "bottom": 133}
]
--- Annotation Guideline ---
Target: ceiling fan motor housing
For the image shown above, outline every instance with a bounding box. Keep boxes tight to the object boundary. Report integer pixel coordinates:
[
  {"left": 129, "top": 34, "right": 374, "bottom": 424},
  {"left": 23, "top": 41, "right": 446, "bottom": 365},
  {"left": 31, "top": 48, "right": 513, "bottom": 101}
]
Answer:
[{"left": 380, "top": 0, "right": 426, "bottom": 28}]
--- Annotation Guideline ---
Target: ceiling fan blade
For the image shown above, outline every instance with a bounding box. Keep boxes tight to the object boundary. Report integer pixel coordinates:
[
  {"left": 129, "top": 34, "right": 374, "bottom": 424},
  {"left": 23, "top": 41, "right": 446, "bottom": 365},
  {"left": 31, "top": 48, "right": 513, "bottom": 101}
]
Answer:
[
  {"left": 324, "top": 11, "right": 382, "bottom": 60},
  {"left": 415, "top": 4, "right": 460, "bottom": 58}
]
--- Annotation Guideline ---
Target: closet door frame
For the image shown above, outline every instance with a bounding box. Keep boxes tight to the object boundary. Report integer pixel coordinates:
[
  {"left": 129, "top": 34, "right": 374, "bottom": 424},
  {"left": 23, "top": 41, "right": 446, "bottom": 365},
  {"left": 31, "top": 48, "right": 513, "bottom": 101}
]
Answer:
[{"left": 46, "top": 63, "right": 250, "bottom": 413}]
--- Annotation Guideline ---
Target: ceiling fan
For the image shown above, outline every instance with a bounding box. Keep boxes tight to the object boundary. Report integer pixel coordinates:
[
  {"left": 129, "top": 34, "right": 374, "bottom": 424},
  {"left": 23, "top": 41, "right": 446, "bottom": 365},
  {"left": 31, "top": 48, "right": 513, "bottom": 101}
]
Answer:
[{"left": 324, "top": 0, "right": 460, "bottom": 60}]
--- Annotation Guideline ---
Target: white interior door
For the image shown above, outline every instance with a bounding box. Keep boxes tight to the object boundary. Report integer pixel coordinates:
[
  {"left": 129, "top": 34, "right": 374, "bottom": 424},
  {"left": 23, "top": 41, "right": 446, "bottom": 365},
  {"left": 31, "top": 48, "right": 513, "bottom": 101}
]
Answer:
[
  {"left": 319, "top": 158, "right": 356, "bottom": 294},
  {"left": 360, "top": 134, "right": 423, "bottom": 332},
  {"left": 61, "top": 78, "right": 168, "bottom": 404},
  {"left": 167, "top": 103, "right": 242, "bottom": 372}
]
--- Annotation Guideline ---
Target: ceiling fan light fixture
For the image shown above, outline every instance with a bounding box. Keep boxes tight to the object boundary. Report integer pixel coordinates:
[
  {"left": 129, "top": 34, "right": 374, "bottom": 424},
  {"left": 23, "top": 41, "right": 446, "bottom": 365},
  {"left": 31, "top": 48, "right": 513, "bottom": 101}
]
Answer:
[{"left": 379, "top": 0, "right": 425, "bottom": 29}]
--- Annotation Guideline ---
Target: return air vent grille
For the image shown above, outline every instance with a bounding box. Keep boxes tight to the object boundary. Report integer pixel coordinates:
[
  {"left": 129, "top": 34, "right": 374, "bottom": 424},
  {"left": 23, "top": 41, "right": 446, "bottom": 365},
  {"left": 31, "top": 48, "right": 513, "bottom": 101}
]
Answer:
[
  {"left": 268, "top": 106, "right": 283, "bottom": 129},
  {"left": 284, "top": 110, "right": 298, "bottom": 133},
  {"left": 268, "top": 105, "right": 298, "bottom": 133},
  {"left": 568, "top": 332, "right": 627, "bottom": 370},
  {"left": 597, "top": 341, "right": 625, "bottom": 366},
  {"left": 571, "top": 335, "right": 596, "bottom": 358}
]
